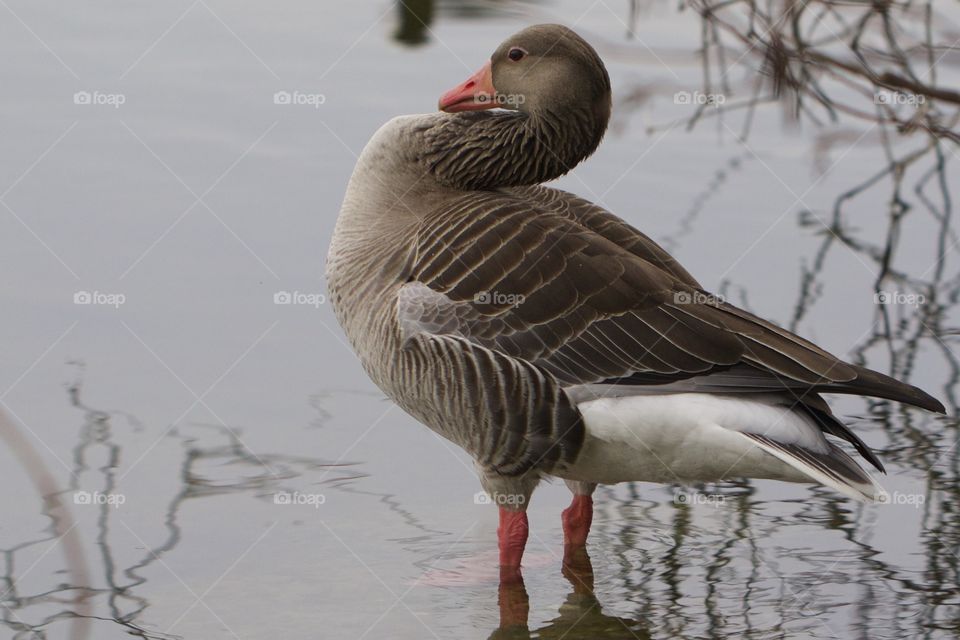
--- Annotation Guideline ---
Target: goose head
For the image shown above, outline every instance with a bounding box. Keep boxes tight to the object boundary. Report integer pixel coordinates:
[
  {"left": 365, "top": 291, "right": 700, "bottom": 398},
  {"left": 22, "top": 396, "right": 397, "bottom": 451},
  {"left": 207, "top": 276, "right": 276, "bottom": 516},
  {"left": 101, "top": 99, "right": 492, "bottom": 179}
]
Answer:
[
  {"left": 438, "top": 24, "right": 611, "bottom": 124},
  {"left": 424, "top": 24, "right": 611, "bottom": 189}
]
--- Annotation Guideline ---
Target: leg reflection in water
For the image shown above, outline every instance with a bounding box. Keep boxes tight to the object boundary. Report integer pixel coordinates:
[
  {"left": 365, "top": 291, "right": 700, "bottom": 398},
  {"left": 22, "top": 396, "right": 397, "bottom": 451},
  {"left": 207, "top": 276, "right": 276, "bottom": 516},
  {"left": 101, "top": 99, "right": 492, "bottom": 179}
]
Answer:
[{"left": 489, "top": 546, "right": 651, "bottom": 640}]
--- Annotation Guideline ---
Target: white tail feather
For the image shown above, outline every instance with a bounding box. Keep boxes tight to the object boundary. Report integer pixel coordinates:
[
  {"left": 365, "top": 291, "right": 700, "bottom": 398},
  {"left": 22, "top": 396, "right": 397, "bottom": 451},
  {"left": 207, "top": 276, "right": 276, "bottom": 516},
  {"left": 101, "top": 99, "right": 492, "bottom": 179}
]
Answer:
[{"left": 738, "top": 433, "right": 887, "bottom": 502}]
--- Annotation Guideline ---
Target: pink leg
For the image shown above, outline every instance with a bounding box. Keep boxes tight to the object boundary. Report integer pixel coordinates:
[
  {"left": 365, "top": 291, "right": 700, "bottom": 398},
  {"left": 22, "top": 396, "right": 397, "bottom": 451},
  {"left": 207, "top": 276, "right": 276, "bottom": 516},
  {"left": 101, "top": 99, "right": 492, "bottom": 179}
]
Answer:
[
  {"left": 498, "top": 507, "right": 528, "bottom": 581},
  {"left": 562, "top": 494, "right": 593, "bottom": 548}
]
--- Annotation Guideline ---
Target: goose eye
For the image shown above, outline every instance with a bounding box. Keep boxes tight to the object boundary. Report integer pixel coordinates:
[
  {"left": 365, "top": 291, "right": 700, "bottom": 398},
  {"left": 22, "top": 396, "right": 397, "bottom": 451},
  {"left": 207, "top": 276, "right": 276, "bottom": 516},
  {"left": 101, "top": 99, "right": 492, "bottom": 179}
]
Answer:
[{"left": 507, "top": 48, "right": 526, "bottom": 62}]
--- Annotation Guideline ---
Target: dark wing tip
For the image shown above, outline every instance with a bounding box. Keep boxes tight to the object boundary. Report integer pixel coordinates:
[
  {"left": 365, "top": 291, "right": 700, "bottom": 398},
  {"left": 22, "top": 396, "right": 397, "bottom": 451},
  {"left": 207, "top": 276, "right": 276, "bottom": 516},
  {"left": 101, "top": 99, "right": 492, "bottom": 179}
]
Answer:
[
  {"left": 921, "top": 393, "right": 947, "bottom": 415},
  {"left": 846, "top": 365, "right": 946, "bottom": 414},
  {"left": 798, "top": 399, "right": 886, "bottom": 474}
]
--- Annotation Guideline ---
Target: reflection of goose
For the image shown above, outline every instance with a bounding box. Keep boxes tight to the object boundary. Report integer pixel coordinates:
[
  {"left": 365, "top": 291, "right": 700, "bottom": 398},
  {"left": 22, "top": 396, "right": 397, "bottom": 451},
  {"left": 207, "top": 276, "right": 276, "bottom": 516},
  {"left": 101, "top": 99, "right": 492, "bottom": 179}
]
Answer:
[
  {"left": 489, "top": 548, "right": 650, "bottom": 640},
  {"left": 327, "top": 23, "right": 944, "bottom": 575}
]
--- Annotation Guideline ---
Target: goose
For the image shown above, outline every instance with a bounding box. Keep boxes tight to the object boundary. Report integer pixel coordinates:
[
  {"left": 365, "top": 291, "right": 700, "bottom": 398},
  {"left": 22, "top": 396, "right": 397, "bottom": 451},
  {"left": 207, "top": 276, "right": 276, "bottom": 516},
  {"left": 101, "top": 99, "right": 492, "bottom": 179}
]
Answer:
[{"left": 326, "top": 23, "right": 944, "bottom": 577}]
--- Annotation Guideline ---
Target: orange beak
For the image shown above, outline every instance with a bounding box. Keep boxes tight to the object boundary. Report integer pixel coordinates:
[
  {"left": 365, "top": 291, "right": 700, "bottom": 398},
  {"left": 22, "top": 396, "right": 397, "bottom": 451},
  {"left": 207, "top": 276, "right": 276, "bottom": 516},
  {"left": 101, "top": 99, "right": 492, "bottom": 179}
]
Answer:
[{"left": 438, "top": 61, "right": 497, "bottom": 112}]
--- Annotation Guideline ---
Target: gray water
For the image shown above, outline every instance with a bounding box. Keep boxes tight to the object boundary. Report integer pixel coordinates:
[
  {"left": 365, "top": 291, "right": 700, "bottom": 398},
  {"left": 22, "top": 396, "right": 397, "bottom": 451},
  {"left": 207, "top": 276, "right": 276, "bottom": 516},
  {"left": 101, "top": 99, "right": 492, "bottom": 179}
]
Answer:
[{"left": 2, "top": 1, "right": 959, "bottom": 638}]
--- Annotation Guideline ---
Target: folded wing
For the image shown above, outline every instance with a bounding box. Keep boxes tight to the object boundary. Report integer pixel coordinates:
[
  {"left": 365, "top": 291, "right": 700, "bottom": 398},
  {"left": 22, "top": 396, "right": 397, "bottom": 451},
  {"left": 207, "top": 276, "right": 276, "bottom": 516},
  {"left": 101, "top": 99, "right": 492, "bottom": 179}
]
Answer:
[{"left": 401, "top": 188, "right": 942, "bottom": 414}]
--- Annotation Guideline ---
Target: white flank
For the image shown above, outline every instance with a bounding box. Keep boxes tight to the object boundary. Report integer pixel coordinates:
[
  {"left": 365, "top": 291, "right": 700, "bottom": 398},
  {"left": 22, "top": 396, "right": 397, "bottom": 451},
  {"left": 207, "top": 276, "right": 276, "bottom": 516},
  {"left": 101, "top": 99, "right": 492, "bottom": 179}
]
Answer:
[{"left": 556, "top": 392, "right": 885, "bottom": 501}]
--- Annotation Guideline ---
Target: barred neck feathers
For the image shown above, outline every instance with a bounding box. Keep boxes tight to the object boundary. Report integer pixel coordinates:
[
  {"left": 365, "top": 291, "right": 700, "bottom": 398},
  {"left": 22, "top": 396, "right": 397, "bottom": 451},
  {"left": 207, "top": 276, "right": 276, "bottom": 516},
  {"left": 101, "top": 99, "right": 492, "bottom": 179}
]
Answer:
[{"left": 420, "top": 100, "right": 609, "bottom": 190}]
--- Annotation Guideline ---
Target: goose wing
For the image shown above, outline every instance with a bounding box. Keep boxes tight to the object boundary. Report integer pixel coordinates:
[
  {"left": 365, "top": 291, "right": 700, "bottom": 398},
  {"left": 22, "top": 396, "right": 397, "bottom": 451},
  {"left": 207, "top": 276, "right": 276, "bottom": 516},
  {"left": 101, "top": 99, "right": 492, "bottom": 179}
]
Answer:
[{"left": 401, "top": 188, "right": 941, "bottom": 413}]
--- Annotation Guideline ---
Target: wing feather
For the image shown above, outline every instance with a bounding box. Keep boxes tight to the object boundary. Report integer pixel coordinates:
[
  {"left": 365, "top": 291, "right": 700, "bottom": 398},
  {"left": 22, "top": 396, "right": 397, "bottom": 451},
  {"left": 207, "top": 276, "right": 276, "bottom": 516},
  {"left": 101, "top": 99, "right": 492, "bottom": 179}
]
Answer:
[{"left": 400, "top": 188, "right": 943, "bottom": 413}]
